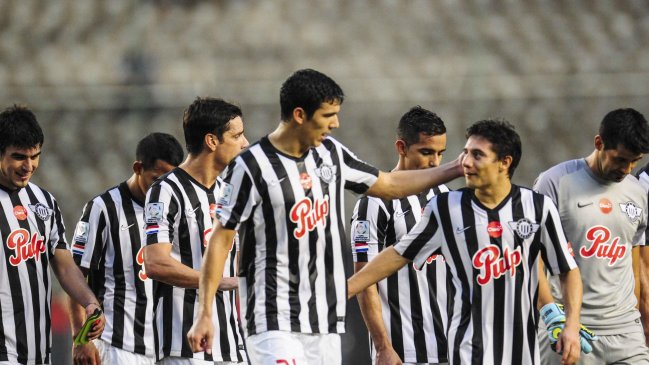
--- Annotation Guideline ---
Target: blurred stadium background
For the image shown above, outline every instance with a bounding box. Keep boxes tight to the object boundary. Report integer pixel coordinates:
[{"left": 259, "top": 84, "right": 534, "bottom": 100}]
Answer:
[{"left": 2, "top": 1, "right": 649, "bottom": 363}]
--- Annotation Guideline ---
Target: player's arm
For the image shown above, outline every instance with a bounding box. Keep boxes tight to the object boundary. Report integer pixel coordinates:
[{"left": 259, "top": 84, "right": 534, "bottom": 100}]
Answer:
[
  {"left": 365, "top": 156, "right": 463, "bottom": 200},
  {"left": 68, "top": 267, "right": 101, "bottom": 365},
  {"left": 187, "top": 222, "right": 237, "bottom": 353},
  {"left": 637, "top": 245, "right": 649, "bottom": 344},
  {"left": 556, "top": 268, "right": 582, "bottom": 365},
  {"left": 51, "top": 249, "right": 105, "bottom": 341},
  {"left": 537, "top": 260, "right": 555, "bottom": 309},
  {"left": 355, "top": 261, "right": 402, "bottom": 365},
  {"left": 349, "top": 247, "right": 410, "bottom": 299}
]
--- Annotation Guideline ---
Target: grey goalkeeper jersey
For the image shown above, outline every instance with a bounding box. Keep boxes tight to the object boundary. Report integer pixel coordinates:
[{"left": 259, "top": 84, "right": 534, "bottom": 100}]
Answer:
[{"left": 534, "top": 158, "right": 647, "bottom": 335}]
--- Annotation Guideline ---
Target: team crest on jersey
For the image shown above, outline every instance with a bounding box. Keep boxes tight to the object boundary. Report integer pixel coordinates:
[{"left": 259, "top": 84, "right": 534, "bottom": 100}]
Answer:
[
  {"left": 28, "top": 203, "right": 53, "bottom": 221},
  {"left": 73, "top": 221, "right": 90, "bottom": 243},
  {"left": 619, "top": 201, "right": 642, "bottom": 222},
  {"left": 145, "top": 202, "right": 164, "bottom": 223},
  {"left": 352, "top": 220, "right": 370, "bottom": 242},
  {"left": 315, "top": 164, "right": 337, "bottom": 184},
  {"left": 507, "top": 218, "right": 540, "bottom": 239},
  {"left": 218, "top": 182, "right": 234, "bottom": 206}
]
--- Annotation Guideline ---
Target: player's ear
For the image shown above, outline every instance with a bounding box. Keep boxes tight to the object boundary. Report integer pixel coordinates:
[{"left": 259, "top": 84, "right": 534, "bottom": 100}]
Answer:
[
  {"left": 133, "top": 161, "right": 143, "bottom": 175},
  {"left": 292, "top": 107, "right": 306, "bottom": 125},
  {"left": 205, "top": 133, "right": 219, "bottom": 152},
  {"left": 594, "top": 135, "right": 604, "bottom": 151},
  {"left": 395, "top": 139, "right": 408, "bottom": 156},
  {"left": 499, "top": 155, "right": 512, "bottom": 174}
]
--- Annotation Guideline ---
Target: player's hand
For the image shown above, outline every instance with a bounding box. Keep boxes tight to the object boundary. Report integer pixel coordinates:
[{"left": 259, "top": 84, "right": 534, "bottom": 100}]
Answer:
[
  {"left": 187, "top": 315, "right": 214, "bottom": 354},
  {"left": 85, "top": 303, "right": 105, "bottom": 341},
  {"left": 375, "top": 345, "right": 402, "bottom": 365},
  {"left": 72, "top": 341, "right": 101, "bottom": 365},
  {"left": 454, "top": 151, "right": 467, "bottom": 177},
  {"left": 557, "top": 323, "right": 580, "bottom": 365}
]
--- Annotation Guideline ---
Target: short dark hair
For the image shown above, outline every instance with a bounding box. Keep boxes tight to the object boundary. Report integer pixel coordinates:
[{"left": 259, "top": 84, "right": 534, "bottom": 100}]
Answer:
[
  {"left": 182, "top": 97, "right": 242, "bottom": 155},
  {"left": 599, "top": 108, "right": 649, "bottom": 154},
  {"left": 466, "top": 119, "right": 522, "bottom": 179},
  {"left": 136, "top": 132, "right": 184, "bottom": 170},
  {"left": 397, "top": 106, "right": 446, "bottom": 146},
  {"left": 0, "top": 105, "right": 44, "bottom": 154},
  {"left": 280, "top": 69, "right": 344, "bottom": 121}
]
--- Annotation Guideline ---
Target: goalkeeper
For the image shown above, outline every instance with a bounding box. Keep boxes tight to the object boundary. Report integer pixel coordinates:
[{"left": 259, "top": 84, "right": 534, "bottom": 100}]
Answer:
[{"left": 534, "top": 108, "right": 649, "bottom": 365}]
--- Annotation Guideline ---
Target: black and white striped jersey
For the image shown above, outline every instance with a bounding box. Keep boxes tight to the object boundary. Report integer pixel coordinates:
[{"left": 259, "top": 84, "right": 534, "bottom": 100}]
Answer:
[
  {"left": 144, "top": 168, "right": 246, "bottom": 362},
  {"left": 393, "top": 186, "right": 577, "bottom": 365},
  {"left": 71, "top": 181, "right": 154, "bottom": 357},
  {"left": 350, "top": 185, "right": 453, "bottom": 364},
  {"left": 0, "top": 183, "right": 67, "bottom": 365},
  {"left": 217, "top": 136, "right": 379, "bottom": 336}
]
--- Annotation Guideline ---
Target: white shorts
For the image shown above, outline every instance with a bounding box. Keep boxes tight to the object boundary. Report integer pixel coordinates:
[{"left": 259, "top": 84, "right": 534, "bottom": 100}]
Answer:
[
  {"left": 245, "top": 331, "right": 341, "bottom": 365},
  {"left": 95, "top": 338, "right": 156, "bottom": 365},
  {"left": 156, "top": 356, "right": 243, "bottom": 365}
]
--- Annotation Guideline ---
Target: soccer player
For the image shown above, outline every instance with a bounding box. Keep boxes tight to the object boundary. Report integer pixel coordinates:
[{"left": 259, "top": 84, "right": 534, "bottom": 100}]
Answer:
[
  {"left": 535, "top": 108, "right": 649, "bottom": 364},
  {"left": 350, "top": 106, "right": 452, "bottom": 365},
  {"left": 187, "top": 69, "right": 464, "bottom": 365},
  {"left": 69, "top": 132, "right": 184, "bottom": 365},
  {"left": 0, "top": 105, "right": 105, "bottom": 365},
  {"left": 348, "top": 120, "right": 584, "bottom": 365},
  {"left": 143, "top": 98, "right": 249, "bottom": 364}
]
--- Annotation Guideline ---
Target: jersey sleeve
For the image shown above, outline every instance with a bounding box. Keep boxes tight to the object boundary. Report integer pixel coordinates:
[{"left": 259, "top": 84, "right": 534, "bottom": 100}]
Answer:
[
  {"left": 533, "top": 170, "right": 560, "bottom": 207},
  {"left": 393, "top": 197, "right": 443, "bottom": 269},
  {"left": 336, "top": 141, "right": 379, "bottom": 195},
  {"left": 71, "top": 199, "right": 107, "bottom": 269},
  {"left": 49, "top": 196, "right": 68, "bottom": 254},
  {"left": 350, "top": 196, "right": 390, "bottom": 263},
  {"left": 144, "top": 182, "right": 180, "bottom": 245},
  {"left": 539, "top": 195, "right": 578, "bottom": 275},
  {"left": 217, "top": 157, "right": 261, "bottom": 230}
]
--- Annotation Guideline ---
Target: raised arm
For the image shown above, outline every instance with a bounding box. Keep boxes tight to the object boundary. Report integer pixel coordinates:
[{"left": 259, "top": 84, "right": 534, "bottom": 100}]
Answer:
[{"left": 348, "top": 247, "right": 410, "bottom": 299}]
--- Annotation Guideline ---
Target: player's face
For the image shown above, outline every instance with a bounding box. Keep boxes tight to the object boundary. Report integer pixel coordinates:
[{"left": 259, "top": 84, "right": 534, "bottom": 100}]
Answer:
[
  {"left": 596, "top": 143, "right": 643, "bottom": 182},
  {"left": 303, "top": 101, "right": 341, "bottom": 148},
  {"left": 139, "top": 159, "right": 176, "bottom": 193},
  {"left": 462, "top": 136, "right": 504, "bottom": 190},
  {"left": 215, "top": 116, "right": 249, "bottom": 166},
  {"left": 0, "top": 145, "right": 41, "bottom": 190},
  {"left": 402, "top": 133, "right": 447, "bottom": 170}
]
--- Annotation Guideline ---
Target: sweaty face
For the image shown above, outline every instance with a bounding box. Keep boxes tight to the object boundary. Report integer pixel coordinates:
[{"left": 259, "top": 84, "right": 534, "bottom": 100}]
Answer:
[
  {"left": 214, "top": 116, "right": 249, "bottom": 167},
  {"left": 0, "top": 146, "right": 41, "bottom": 190},
  {"left": 402, "top": 133, "right": 447, "bottom": 170},
  {"left": 303, "top": 101, "right": 341, "bottom": 148},
  {"left": 596, "top": 144, "right": 643, "bottom": 182},
  {"left": 462, "top": 136, "right": 504, "bottom": 190},
  {"left": 138, "top": 159, "right": 177, "bottom": 194}
]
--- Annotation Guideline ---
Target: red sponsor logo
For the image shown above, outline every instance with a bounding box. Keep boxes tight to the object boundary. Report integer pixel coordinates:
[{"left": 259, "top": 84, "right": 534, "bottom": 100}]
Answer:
[
  {"left": 580, "top": 225, "right": 626, "bottom": 266},
  {"left": 487, "top": 221, "right": 503, "bottom": 238},
  {"left": 599, "top": 198, "right": 612, "bottom": 214},
  {"left": 13, "top": 206, "right": 28, "bottom": 220},
  {"left": 472, "top": 245, "right": 522, "bottom": 285},
  {"left": 209, "top": 203, "right": 217, "bottom": 219},
  {"left": 6, "top": 229, "right": 46, "bottom": 266},
  {"left": 136, "top": 246, "right": 148, "bottom": 281},
  {"left": 413, "top": 254, "right": 444, "bottom": 271},
  {"left": 300, "top": 172, "right": 312, "bottom": 190},
  {"left": 289, "top": 195, "right": 329, "bottom": 239}
]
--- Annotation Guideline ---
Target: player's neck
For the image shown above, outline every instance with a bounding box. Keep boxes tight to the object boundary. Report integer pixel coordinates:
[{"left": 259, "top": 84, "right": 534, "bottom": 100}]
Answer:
[
  {"left": 126, "top": 173, "right": 145, "bottom": 202},
  {"left": 475, "top": 180, "right": 512, "bottom": 209},
  {"left": 179, "top": 154, "right": 222, "bottom": 188},
  {"left": 585, "top": 150, "right": 604, "bottom": 179},
  {"left": 268, "top": 122, "right": 310, "bottom": 158}
]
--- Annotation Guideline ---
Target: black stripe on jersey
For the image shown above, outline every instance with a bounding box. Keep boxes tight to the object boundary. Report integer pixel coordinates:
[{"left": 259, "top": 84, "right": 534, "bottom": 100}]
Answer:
[
  {"left": 426, "top": 262, "right": 448, "bottom": 361},
  {"left": 0, "top": 293, "right": 5, "bottom": 362},
  {"left": 101, "top": 191, "right": 128, "bottom": 349},
  {"left": 463, "top": 194, "right": 483, "bottom": 365},
  {"left": 542, "top": 200, "right": 573, "bottom": 275},
  {"left": 239, "top": 148, "right": 280, "bottom": 333},
  {"left": 527, "top": 191, "right": 546, "bottom": 358},
  {"left": 435, "top": 193, "right": 471, "bottom": 365},
  {"left": 509, "top": 187, "right": 526, "bottom": 365},
  {"left": 89, "top": 213, "right": 108, "bottom": 302},
  {"left": 323, "top": 145, "right": 342, "bottom": 333},
  {"left": 338, "top": 147, "right": 374, "bottom": 194},
  {"left": 0, "top": 193, "right": 27, "bottom": 363},
  {"left": 354, "top": 197, "right": 371, "bottom": 262},
  {"left": 487, "top": 206, "right": 504, "bottom": 365},
  {"left": 118, "top": 184, "right": 147, "bottom": 354}
]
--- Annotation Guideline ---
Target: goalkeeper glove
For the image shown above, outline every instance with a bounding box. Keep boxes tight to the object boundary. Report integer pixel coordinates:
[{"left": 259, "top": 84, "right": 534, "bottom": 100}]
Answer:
[{"left": 540, "top": 303, "right": 598, "bottom": 354}]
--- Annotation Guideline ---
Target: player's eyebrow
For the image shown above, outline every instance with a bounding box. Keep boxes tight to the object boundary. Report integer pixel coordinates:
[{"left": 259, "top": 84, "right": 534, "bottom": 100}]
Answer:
[{"left": 11, "top": 151, "right": 41, "bottom": 159}]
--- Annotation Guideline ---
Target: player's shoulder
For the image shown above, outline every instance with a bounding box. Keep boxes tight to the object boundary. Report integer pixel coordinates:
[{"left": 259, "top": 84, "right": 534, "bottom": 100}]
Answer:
[
  {"left": 538, "top": 159, "right": 585, "bottom": 182},
  {"left": 24, "top": 182, "right": 58, "bottom": 207}
]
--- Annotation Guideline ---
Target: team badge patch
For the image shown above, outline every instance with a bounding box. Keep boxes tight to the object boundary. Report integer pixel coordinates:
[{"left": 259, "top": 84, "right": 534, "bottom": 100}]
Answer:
[
  {"left": 315, "top": 164, "right": 337, "bottom": 184},
  {"left": 352, "top": 220, "right": 370, "bottom": 243},
  {"left": 508, "top": 218, "right": 540, "bottom": 239},
  {"left": 145, "top": 202, "right": 164, "bottom": 224},
  {"left": 218, "top": 182, "right": 234, "bottom": 206},
  {"left": 619, "top": 201, "right": 642, "bottom": 222},
  {"left": 29, "top": 203, "right": 52, "bottom": 221},
  {"left": 73, "top": 222, "right": 90, "bottom": 244}
]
